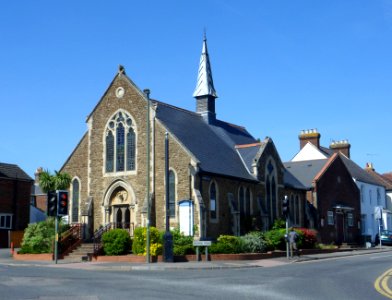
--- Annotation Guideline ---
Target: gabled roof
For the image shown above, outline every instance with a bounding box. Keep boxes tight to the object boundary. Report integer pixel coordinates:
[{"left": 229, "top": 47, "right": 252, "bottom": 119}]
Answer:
[
  {"left": 154, "top": 101, "right": 257, "bottom": 181},
  {"left": 235, "top": 142, "right": 263, "bottom": 173},
  {"left": 290, "top": 139, "right": 383, "bottom": 187},
  {"left": 0, "top": 163, "right": 32, "bottom": 181},
  {"left": 340, "top": 156, "right": 383, "bottom": 186},
  {"left": 366, "top": 169, "right": 392, "bottom": 190},
  {"left": 284, "top": 159, "right": 329, "bottom": 189}
]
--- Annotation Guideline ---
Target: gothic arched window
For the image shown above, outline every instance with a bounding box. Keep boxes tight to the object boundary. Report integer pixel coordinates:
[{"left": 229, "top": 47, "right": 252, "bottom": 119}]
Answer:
[
  {"left": 71, "top": 178, "right": 80, "bottom": 223},
  {"left": 210, "top": 182, "right": 217, "bottom": 219},
  {"left": 105, "top": 111, "right": 136, "bottom": 173}
]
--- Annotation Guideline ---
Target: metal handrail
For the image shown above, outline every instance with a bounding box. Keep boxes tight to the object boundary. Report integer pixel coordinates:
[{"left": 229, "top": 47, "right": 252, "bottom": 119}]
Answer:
[{"left": 59, "top": 223, "right": 83, "bottom": 256}]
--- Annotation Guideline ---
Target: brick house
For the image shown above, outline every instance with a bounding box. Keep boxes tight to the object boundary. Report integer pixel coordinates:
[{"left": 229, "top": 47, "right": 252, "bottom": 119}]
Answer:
[
  {"left": 60, "top": 37, "right": 306, "bottom": 240},
  {"left": 285, "top": 130, "right": 361, "bottom": 245},
  {"left": 0, "top": 163, "right": 33, "bottom": 248}
]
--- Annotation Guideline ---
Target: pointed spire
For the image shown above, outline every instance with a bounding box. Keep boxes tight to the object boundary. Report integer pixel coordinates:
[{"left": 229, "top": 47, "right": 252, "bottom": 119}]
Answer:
[{"left": 193, "top": 34, "right": 218, "bottom": 98}]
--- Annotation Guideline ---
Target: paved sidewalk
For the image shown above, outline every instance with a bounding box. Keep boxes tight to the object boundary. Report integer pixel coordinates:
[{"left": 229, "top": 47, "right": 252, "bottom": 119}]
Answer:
[{"left": 1, "top": 247, "right": 392, "bottom": 271}]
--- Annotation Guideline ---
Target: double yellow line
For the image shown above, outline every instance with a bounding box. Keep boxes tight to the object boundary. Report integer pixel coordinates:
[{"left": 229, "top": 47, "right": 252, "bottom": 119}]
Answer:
[{"left": 375, "top": 268, "right": 392, "bottom": 298}]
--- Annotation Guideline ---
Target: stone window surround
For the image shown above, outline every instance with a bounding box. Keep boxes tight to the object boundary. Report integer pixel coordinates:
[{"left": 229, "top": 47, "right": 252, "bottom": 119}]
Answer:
[
  {"left": 209, "top": 180, "right": 219, "bottom": 223},
  {"left": 71, "top": 177, "right": 81, "bottom": 223},
  {"left": 103, "top": 109, "right": 138, "bottom": 177}
]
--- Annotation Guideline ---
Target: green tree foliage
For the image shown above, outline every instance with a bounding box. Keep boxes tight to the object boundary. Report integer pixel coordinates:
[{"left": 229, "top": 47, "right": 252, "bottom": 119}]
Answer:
[
  {"left": 38, "top": 169, "right": 71, "bottom": 193},
  {"left": 102, "top": 229, "right": 131, "bottom": 255}
]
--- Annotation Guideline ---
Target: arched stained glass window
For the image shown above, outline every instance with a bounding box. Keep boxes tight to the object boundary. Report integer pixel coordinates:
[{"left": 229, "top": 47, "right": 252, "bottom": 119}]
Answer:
[
  {"left": 239, "top": 186, "right": 245, "bottom": 215},
  {"left": 105, "top": 111, "right": 136, "bottom": 173},
  {"left": 127, "top": 128, "right": 135, "bottom": 170},
  {"left": 245, "top": 188, "right": 251, "bottom": 216},
  {"left": 71, "top": 179, "right": 80, "bottom": 223},
  {"left": 210, "top": 182, "right": 217, "bottom": 219},
  {"left": 116, "top": 123, "right": 125, "bottom": 172},
  {"left": 106, "top": 131, "right": 114, "bottom": 172}
]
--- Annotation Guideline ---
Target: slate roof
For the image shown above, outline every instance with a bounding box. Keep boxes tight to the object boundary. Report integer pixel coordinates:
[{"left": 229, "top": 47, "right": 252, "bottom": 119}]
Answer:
[
  {"left": 0, "top": 163, "right": 32, "bottom": 181},
  {"left": 235, "top": 143, "right": 264, "bottom": 173},
  {"left": 340, "top": 156, "right": 383, "bottom": 186},
  {"left": 154, "top": 101, "right": 257, "bottom": 181},
  {"left": 284, "top": 159, "right": 329, "bottom": 189}
]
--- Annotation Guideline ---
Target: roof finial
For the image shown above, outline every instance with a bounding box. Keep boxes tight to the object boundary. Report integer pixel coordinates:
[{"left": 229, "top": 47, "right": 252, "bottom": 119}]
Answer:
[{"left": 203, "top": 27, "right": 207, "bottom": 41}]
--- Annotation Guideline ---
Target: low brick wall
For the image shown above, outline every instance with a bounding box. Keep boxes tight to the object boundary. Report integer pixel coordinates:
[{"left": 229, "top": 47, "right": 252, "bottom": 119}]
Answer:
[{"left": 13, "top": 252, "right": 53, "bottom": 261}]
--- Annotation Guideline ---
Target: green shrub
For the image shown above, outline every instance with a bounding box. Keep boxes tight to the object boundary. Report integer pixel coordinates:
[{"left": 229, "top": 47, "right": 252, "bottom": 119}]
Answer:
[
  {"left": 209, "top": 235, "right": 242, "bottom": 254},
  {"left": 19, "top": 218, "right": 71, "bottom": 254},
  {"left": 132, "top": 226, "right": 163, "bottom": 256},
  {"left": 239, "top": 231, "right": 267, "bottom": 253},
  {"left": 272, "top": 219, "right": 286, "bottom": 230},
  {"left": 264, "top": 228, "right": 286, "bottom": 251},
  {"left": 171, "top": 228, "right": 195, "bottom": 255},
  {"left": 102, "top": 229, "right": 131, "bottom": 255}
]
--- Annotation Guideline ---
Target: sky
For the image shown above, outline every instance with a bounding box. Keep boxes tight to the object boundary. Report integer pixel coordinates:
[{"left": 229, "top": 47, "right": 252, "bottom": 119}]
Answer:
[{"left": 1, "top": 0, "right": 392, "bottom": 178}]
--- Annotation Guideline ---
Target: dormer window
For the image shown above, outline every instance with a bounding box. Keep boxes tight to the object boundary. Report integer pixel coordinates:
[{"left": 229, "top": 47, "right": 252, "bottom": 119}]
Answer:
[{"left": 105, "top": 111, "right": 136, "bottom": 173}]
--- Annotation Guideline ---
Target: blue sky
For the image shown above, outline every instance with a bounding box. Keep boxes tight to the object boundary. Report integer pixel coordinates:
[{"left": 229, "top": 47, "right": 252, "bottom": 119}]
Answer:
[{"left": 1, "top": 1, "right": 392, "bottom": 177}]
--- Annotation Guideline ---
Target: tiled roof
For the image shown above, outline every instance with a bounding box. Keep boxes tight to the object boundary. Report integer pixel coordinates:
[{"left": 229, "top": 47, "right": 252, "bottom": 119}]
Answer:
[
  {"left": 382, "top": 172, "right": 392, "bottom": 183},
  {"left": 340, "top": 156, "right": 382, "bottom": 186},
  {"left": 0, "top": 163, "right": 32, "bottom": 181},
  {"left": 366, "top": 170, "right": 392, "bottom": 190},
  {"left": 154, "top": 101, "right": 257, "bottom": 181},
  {"left": 284, "top": 159, "right": 328, "bottom": 188},
  {"left": 235, "top": 143, "right": 264, "bottom": 174}
]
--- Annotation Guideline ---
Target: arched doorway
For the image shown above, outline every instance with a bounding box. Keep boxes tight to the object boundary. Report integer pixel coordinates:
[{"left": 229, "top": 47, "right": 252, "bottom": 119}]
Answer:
[{"left": 103, "top": 181, "right": 136, "bottom": 236}]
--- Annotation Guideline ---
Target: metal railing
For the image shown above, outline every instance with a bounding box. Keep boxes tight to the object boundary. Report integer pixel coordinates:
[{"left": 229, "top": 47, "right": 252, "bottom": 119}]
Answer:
[
  {"left": 92, "top": 222, "right": 134, "bottom": 256},
  {"left": 59, "top": 223, "right": 84, "bottom": 256}
]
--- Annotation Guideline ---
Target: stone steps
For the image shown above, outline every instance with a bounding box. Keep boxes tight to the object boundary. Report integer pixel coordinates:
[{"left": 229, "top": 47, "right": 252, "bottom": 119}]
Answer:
[{"left": 63, "top": 243, "right": 94, "bottom": 261}]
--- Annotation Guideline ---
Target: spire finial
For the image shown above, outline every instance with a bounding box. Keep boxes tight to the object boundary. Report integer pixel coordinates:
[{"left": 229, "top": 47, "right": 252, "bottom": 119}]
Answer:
[
  {"left": 193, "top": 33, "right": 217, "bottom": 98},
  {"left": 203, "top": 27, "right": 207, "bottom": 41}
]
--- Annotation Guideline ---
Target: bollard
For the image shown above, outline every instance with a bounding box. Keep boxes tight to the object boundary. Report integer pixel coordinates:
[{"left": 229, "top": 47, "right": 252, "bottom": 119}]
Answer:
[{"left": 10, "top": 242, "right": 14, "bottom": 256}]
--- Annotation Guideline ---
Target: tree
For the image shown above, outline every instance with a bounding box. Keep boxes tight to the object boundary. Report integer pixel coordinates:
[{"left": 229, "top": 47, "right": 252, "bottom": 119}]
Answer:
[{"left": 38, "top": 169, "right": 71, "bottom": 193}]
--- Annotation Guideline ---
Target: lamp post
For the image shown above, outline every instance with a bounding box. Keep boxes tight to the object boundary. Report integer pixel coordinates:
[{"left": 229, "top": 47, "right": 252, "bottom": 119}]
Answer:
[
  {"left": 144, "top": 89, "right": 151, "bottom": 264},
  {"left": 163, "top": 132, "right": 173, "bottom": 262}
]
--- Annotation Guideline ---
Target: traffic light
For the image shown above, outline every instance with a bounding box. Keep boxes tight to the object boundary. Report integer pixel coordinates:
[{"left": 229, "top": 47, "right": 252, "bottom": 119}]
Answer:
[
  {"left": 57, "top": 190, "right": 69, "bottom": 216},
  {"left": 282, "top": 195, "right": 289, "bottom": 219},
  {"left": 47, "top": 191, "right": 57, "bottom": 216}
]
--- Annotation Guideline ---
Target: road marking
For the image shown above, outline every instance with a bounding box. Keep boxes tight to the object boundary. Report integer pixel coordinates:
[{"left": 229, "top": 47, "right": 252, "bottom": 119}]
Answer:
[{"left": 374, "top": 268, "right": 392, "bottom": 299}]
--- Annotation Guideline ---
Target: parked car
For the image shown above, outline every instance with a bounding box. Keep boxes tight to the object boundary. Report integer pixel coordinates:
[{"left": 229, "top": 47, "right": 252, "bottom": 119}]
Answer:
[{"left": 375, "top": 230, "right": 392, "bottom": 245}]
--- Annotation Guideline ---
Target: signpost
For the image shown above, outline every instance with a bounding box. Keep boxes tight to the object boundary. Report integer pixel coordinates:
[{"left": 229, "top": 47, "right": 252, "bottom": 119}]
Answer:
[{"left": 193, "top": 240, "right": 211, "bottom": 261}]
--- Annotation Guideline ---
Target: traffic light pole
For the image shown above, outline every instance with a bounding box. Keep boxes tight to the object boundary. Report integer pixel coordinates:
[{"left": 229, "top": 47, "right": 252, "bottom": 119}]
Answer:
[
  {"left": 286, "top": 217, "right": 289, "bottom": 259},
  {"left": 54, "top": 216, "right": 59, "bottom": 264}
]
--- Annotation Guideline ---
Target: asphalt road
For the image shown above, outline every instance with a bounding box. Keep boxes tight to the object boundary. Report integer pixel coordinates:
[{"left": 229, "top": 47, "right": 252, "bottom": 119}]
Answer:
[{"left": 1, "top": 251, "right": 391, "bottom": 299}]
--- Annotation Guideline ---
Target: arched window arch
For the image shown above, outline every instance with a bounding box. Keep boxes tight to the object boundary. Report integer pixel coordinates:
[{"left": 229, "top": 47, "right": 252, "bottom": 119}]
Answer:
[
  {"left": 210, "top": 181, "right": 218, "bottom": 220},
  {"left": 239, "top": 186, "right": 245, "bottom": 215},
  {"left": 105, "top": 110, "right": 136, "bottom": 173},
  {"left": 265, "top": 158, "right": 278, "bottom": 226},
  {"left": 71, "top": 178, "right": 80, "bottom": 223},
  {"left": 169, "top": 170, "right": 176, "bottom": 217},
  {"left": 245, "top": 188, "right": 251, "bottom": 216}
]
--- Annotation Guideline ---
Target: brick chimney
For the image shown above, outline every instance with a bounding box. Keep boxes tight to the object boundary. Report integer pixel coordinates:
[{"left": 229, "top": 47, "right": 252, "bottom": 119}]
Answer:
[
  {"left": 365, "top": 162, "right": 375, "bottom": 171},
  {"left": 329, "top": 140, "right": 351, "bottom": 158},
  {"left": 299, "top": 129, "right": 321, "bottom": 149},
  {"left": 34, "top": 167, "right": 43, "bottom": 184}
]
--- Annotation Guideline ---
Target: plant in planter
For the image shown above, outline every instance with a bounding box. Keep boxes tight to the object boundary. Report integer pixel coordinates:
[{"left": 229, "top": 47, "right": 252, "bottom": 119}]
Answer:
[
  {"left": 239, "top": 231, "right": 267, "bottom": 253},
  {"left": 171, "top": 228, "right": 195, "bottom": 255}
]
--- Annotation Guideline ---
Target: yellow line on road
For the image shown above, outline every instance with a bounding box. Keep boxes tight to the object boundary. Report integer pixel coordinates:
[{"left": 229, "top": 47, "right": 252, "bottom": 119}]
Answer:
[{"left": 375, "top": 268, "right": 392, "bottom": 299}]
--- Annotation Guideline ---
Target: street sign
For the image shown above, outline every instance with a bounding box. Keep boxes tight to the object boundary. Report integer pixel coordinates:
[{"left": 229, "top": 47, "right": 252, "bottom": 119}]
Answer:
[{"left": 193, "top": 241, "right": 211, "bottom": 247}]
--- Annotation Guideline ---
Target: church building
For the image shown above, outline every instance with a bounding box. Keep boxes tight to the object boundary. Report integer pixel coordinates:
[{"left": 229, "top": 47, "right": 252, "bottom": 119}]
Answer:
[{"left": 60, "top": 37, "right": 306, "bottom": 240}]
